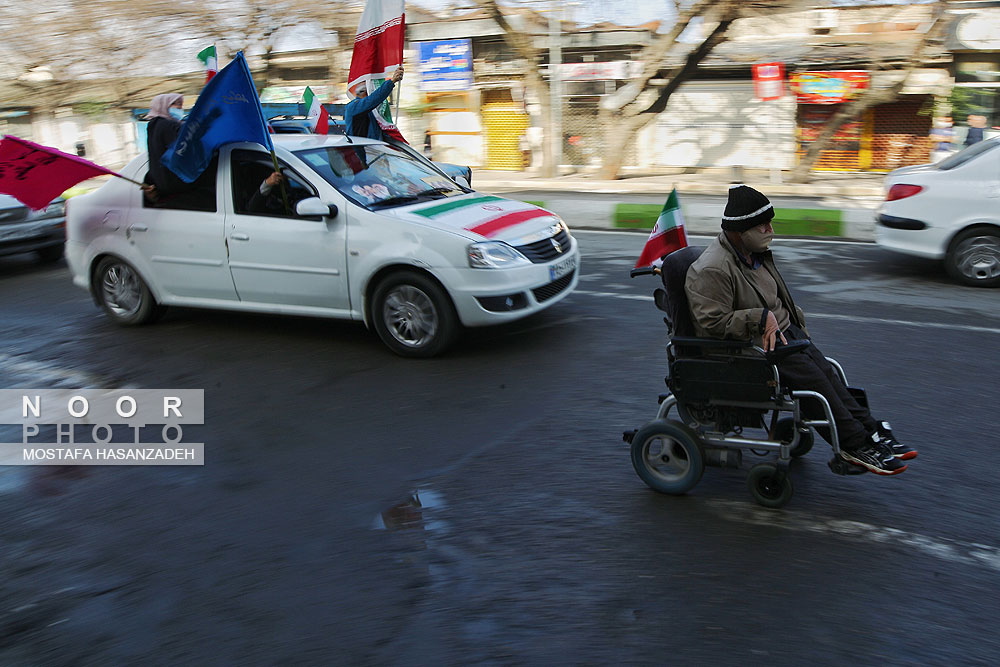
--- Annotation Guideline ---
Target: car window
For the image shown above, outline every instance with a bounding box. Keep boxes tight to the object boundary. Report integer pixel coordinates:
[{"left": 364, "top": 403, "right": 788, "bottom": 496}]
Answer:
[
  {"left": 231, "top": 149, "right": 316, "bottom": 218},
  {"left": 936, "top": 137, "right": 1000, "bottom": 171},
  {"left": 141, "top": 157, "right": 218, "bottom": 212},
  {"left": 295, "top": 144, "right": 462, "bottom": 209}
]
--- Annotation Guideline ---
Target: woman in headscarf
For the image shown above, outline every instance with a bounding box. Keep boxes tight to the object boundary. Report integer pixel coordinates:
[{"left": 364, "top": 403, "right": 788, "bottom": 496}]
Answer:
[
  {"left": 144, "top": 93, "right": 215, "bottom": 210},
  {"left": 144, "top": 93, "right": 185, "bottom": 200}
]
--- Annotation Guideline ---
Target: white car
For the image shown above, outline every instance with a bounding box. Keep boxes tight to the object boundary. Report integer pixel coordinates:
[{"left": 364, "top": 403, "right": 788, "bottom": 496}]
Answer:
[
  {"left": 66, "top": 135, "right": 579, "bottom": 356},
  {"left": 875, "top": 137, "right": 1000, "bottom": 287}
]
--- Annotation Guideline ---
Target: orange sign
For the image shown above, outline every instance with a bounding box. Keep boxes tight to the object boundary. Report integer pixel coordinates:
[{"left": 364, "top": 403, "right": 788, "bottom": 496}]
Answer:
[
  {"left": 752, "top": 63, "right": 785, "bottom": 101},
  {"left": 789, "top": 71, "right": 870, "bottom": 104}
]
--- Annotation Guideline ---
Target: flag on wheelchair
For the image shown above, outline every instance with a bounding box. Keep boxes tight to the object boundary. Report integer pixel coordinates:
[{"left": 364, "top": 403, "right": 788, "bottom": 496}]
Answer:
[{"left": 634, "top": 188, "right": 688, "bottom": 269}]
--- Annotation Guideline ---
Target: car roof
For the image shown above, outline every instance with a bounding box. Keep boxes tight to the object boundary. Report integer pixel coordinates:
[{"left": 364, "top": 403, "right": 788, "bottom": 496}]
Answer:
[{"left": 268, "top": 135, "right": 385, "bottom": 151}]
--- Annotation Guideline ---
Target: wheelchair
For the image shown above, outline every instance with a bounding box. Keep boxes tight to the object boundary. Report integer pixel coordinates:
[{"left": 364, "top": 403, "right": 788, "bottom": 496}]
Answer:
[{"left": 623, "top": 246, "right": 868, "bottom": 508}]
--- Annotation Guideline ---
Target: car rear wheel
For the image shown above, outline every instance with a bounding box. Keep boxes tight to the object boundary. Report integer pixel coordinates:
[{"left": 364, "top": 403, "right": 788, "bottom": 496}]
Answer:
[
  {"left": 946, "top": 227, "right": 1000, "bottom": 287},
  {"left": 95, "top": 257, "right": 162, "bottom": 325},
  {"left": 371, "top": 271, "right": 458, "bottom": 358}
]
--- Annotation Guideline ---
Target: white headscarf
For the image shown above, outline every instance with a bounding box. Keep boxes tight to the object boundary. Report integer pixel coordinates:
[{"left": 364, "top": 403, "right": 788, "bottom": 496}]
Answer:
[{"left": 147, "top": 93, "right": 183, "bottom": 120}]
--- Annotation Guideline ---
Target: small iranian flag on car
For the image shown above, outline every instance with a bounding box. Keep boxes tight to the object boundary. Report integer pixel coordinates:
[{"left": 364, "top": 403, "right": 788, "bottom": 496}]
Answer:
[{"left": 303, "top": 87, "right": 329, "bottom": 135}]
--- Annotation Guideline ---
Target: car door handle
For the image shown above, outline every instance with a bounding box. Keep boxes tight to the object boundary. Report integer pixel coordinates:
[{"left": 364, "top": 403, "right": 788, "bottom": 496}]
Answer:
[
  {"left": 231, "top": 233, "right": 250, "bottom": 241},
  {"left": 128, "top": 224, "right": 148, "bottom": 232}
]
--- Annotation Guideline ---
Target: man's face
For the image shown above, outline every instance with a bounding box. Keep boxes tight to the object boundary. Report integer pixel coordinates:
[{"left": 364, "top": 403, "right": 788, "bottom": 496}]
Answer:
[
  {"left": 355, "top": 88, "right": 367, "bottom": 99},
  {"left": 741, "top": 221, "right": 774, "bottom": 253}
]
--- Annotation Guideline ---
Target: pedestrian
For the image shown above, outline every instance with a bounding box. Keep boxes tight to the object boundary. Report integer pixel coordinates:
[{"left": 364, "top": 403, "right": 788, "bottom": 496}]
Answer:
[
  {"left": 684, "top": 184, "right": 917, "bottom": 475},
  {"left": 344, "top": 66, "right": 404, "bottom": 141},
  {"left": 423, "top": 129, "right": 433, "bottom": 159},
  {"left": 144, "top": 93, "right": 215, "bottom": 210},
  {"left": 929, "top": 116, "right": 955, "bottom": 163},
  {"left": 964, "top": 114, "right": 986, "bottom": 148}
]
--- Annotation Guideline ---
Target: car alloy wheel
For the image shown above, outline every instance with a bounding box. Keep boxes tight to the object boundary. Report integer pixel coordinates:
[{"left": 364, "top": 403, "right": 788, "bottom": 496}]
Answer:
[
  {"left": 101, "top": 262, "right": 143, "bottom": 318},
  {"left": 953, "top": 233, "right": 1000, "bottom": 283},
  {"left": 382, "top": 284, "right": 439, "bottom": 348}
]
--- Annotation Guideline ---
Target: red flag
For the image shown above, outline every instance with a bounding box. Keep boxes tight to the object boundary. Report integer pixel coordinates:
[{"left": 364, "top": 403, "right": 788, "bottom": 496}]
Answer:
[{"left": 0, "top": 136, "right": 117, "bottom": 210}]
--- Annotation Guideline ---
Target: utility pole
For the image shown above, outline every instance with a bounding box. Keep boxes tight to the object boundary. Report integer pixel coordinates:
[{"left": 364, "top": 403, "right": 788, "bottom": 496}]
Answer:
[{"left": 548, "top": 11, "right": 562, "bottom": 178}]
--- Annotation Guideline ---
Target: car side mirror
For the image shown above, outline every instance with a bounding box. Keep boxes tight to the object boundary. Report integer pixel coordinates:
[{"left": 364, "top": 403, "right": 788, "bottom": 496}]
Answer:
[
  {"left": 454, "top": 176, "right": 470, "bottom": 189},
  {"left": 295, "top": 197, "right": 338, "bottom": 218}
]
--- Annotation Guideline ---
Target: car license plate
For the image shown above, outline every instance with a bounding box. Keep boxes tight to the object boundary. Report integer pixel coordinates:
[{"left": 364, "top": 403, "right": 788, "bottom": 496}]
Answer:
[{"left": 549, "top": 255, "right": 576, "bottom": 281}]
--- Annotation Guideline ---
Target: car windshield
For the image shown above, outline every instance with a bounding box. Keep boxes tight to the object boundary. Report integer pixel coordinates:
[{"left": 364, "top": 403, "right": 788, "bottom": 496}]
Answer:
[
  {"left": 936, "top": 137, "right": 1000, "bottom": 171},
  {"left": 295, "top": 143, "right": 463, "bottom": 209}
]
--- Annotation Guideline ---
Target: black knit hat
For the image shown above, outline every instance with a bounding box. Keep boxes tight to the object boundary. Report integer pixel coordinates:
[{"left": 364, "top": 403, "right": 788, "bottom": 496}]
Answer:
[{"left": 722, "top": 184, "right": 774, "bottom": 232}]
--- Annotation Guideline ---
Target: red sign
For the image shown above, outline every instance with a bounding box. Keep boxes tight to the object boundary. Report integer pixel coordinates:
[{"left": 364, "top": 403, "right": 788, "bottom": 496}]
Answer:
[
  {"left": 752, "top": 63, "right": 785, "bottom": 101},
  {"left": 789, "top": 71, "right": 870, "bottom": 104}
]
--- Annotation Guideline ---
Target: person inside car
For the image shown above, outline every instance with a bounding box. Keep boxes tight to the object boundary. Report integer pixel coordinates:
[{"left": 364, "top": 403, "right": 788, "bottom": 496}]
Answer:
[
  {"left": 246, "top": 170, "right": 311, "bottom": 216},
  {"left": 684, "top": 184, "right": 917, "bottom": 476}
]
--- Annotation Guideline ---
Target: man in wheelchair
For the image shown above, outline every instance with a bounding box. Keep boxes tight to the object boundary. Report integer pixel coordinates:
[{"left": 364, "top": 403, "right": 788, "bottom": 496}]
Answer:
[{"left": 683, "top": 184, "right": 916, "bottom": 476}]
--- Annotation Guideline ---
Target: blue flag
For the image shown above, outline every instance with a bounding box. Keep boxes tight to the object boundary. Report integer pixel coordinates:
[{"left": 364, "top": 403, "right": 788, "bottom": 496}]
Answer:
[{"left": 162, "top": 52, "right": 272, "bottom": 183}]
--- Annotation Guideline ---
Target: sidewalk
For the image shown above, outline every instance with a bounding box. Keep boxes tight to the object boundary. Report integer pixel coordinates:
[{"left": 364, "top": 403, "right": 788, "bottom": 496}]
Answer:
[{"left": 472, "top": 167, "right": 887, "bottom": 241}]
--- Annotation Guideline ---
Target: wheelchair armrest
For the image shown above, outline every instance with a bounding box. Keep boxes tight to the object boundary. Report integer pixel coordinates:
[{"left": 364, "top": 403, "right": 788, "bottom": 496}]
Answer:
[
  {"left": 669, "top": 336, "right": 753, "bottom": 350},
  {"left": 764, "top": 339, "right": 811, "bottom": 362}
]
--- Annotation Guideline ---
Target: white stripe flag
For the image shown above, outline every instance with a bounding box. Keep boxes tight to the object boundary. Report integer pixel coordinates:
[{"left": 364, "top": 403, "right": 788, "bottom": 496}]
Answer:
[{"left": 303, "top": 87, "right": 329, "bottom": 134}]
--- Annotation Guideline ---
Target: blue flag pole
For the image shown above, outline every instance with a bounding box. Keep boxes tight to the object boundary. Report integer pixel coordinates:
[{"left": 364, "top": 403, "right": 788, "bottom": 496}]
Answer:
[{"left": 236, "top": 54, "right": 290, "bottom": 213}]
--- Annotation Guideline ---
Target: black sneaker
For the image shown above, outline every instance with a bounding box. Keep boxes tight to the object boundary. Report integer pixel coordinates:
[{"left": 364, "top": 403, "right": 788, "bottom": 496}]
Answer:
[
  {"left": 840, "top": 438, "right": 908, "bottom": 476},
  {"left": 877, "top": 421, "right": 917, "bottom": 460}
]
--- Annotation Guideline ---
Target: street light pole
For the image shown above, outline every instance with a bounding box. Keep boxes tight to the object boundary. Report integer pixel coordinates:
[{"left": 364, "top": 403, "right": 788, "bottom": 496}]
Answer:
[{"left": 548, "top": 11, "right": 562, "bottom": 177}]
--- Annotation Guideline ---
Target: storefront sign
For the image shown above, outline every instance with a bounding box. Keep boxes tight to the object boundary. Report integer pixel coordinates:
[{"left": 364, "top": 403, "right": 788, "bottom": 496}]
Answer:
[
  {"left": 558, "top": 61, "right": 644, "bottom": 81},
  {"left": 789, "top": 71, "right": 869, "bottom": 104},
  {"left": 418, "top": 39, "right": 473, "bottom": 92},
  {"left": 752, "top": 63, "right": 785, "bottom": 101}
]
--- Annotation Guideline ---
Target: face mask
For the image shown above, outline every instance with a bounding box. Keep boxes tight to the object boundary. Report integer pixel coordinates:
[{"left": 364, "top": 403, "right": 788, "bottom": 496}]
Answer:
[
  {"left": 169, "top": 107, "right": 185, "bottom": 120},
  {"left": 741, "top": 226, "right": 774, "bottom": 254}
]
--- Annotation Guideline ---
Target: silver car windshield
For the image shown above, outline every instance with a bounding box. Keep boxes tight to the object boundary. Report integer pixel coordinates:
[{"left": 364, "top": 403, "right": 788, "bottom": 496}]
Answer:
[{"left": 295, "top": 144, "right": 462, "bottom": 209}]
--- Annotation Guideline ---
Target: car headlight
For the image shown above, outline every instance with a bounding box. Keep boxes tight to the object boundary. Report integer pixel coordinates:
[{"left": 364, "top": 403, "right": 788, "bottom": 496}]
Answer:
[
  {"left": 468, "top": 241, "right": 530, "bottom": 269},
  {"left": 27, "top": 200, "right": 66, "bottom": 220}
]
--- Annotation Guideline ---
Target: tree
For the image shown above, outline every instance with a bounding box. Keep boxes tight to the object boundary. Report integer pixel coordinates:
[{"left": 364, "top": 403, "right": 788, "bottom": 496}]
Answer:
[{"left": 787, "top": 1, "right": 948, "bottom": 183}]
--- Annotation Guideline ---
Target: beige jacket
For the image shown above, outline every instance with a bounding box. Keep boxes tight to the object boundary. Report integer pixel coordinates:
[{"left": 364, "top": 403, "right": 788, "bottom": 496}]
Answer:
[{"left": 684, "top": 233, "right": 808, "bottom": 346}]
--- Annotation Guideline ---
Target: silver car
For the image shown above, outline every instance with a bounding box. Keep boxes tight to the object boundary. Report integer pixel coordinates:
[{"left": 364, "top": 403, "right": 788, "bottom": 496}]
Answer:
[{"left": 0, "top": 194, "right": 66, "bottom": 263}]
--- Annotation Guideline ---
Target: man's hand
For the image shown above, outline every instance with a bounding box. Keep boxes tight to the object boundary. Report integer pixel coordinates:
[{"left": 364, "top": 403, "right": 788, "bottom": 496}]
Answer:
[
  {"left": 140, "top": 183, "right": 158, "bottom": 203},
  {"left": 762, "top": 311, "right": 787, "bottom": 352},
  {"left": 390, "top": 66, "right": 404, "bottom": 84},
  {"left": 265, "top": 171, "right": 284, "bottom": 187}
]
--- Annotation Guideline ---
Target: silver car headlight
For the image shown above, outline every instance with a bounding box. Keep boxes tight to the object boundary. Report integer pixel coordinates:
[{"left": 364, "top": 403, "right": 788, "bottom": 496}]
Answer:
[{"left": 468, "top": 241, "right": 530, "bottom": 269}]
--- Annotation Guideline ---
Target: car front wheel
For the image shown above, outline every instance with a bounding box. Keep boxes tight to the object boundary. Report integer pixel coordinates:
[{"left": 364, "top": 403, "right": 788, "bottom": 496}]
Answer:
[
  {"left": 95, "top": 257, "right": 163, "bottom": 325},
  {"left": 371, "top": 271, "right": 458, "bottom": 357},
  {"left": 946, "top": 227, "right": 1000, "bottom": 287}
]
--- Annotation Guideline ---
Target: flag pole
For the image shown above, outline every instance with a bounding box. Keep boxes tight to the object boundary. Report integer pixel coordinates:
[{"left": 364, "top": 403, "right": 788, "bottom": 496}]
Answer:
[{"left": 269, "top": 149, "right": 292, "bottom": 215}]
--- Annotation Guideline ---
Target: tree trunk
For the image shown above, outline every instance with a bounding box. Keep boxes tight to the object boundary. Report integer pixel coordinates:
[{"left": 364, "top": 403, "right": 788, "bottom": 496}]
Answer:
[{"left": 598, "top": 111, "right": 648, "bottom": 180}]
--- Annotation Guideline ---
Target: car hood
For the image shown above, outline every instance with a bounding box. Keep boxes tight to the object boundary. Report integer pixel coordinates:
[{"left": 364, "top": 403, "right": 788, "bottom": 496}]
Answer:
[{"left": 379, "top": 193, "right": 562, "bottom": 242}]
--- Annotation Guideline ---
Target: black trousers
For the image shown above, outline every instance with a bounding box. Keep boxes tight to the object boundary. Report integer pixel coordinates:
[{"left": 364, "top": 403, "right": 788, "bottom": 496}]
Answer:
[{"left": 776, "top": 324, "right": 877, "bottom": 451}]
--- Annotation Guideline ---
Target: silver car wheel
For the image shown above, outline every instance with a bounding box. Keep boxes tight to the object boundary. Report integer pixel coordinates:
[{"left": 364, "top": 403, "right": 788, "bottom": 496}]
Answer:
[
  {"left": 641, "top": 434, "right": 692, "bottom": 484},
  {"left": 101, "top": 262, "right": 143, "bottom": 318},
  {"left": 382, "top": 285, "right": 439, "bottom": 348},
  {"left": 954, "top": 234, "right": 1000, "bottom": 282}
]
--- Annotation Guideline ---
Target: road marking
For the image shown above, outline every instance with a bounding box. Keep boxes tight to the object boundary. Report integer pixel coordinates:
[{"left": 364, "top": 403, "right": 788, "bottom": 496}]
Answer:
[
  {"left": 708, "top": 499, "right": 1000, "bottom": 573},
  {"left": 570, "top": 290, "right": 1000, "bottom": 335},
  {"left": 0, "top": 353, "right": 117, "bottom": 388}
]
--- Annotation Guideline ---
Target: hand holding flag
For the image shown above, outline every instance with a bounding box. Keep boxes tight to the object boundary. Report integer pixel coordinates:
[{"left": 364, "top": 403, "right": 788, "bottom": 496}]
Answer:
[{"left": 634, "top": 189, "right": 688, "bottom": 269}]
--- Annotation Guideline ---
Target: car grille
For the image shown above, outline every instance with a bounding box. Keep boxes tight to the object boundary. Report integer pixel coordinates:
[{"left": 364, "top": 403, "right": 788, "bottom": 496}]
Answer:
[
  {"left": 532, "top": 270, "right": 575, "bottom": 303},
  {"left": 0, "top": 206, "right": 29, "bottom": 226},
  {"left": 515, "top": 229, "right": 571, "bottom": 264}
]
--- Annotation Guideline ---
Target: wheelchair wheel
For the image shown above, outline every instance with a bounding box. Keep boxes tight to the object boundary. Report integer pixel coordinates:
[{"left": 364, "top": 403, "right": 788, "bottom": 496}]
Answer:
[
  {"left": 747, "top": 463, "right": 793, "bottom": 508},
  {"left": 630, "top": 420, "right": 704, "bottom": 495},
  {"left": 775, "top": 417, "right": 814, "bottom": 458}
]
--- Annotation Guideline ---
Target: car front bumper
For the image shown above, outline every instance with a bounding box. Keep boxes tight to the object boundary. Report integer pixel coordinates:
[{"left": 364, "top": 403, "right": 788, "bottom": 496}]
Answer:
[
  {"left": 0, "top": 219, "right": 64, "bottom": 257},
  {"left": 439, "top": 241, "right": 581, "bottom": 327}
]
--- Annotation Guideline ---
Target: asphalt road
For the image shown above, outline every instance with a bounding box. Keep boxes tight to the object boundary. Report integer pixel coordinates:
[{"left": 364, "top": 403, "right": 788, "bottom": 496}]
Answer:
[{"left": 1, "top": 232, "right": 999, "bottom": 664}]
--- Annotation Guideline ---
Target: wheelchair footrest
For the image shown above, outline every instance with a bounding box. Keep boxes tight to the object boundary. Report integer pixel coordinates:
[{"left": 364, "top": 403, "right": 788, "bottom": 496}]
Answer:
[
  {"left": 623, "top": 429, "right": 637, "bottom": 445},
  {"left": 828, "top": 456, "right": 869, "bottom": 476}
]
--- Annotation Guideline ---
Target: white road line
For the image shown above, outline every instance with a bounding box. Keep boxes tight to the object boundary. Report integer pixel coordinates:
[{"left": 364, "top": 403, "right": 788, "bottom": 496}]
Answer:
[
  {"left": 0, "top": 353, "right": 121, "bottom": 389},
  {"left": 571, "top": 290, "right": 1000, "bottom": 335},
  {"left": 708, "top": 499, "right": 1000, "bottom": 573}
]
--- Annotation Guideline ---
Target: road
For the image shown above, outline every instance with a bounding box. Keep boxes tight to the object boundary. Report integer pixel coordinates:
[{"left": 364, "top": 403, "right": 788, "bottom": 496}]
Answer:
[{"left": 1, "top": 232, "right": 999, "bottom": 664}]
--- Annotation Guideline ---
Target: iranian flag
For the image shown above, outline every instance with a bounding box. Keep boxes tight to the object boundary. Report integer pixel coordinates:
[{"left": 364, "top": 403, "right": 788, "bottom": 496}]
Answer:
[
  {"left": 634, "top": 189, "right": 688, "bottom": 269},
  {"left": 348, "top": 0, "right": 407, "bottom": 143},
  {"left": 197, "top": 45, "right": 218, "bottom": 83},
  {"left": 303, "top": 87, "right": 329, "bottom": 134}
]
